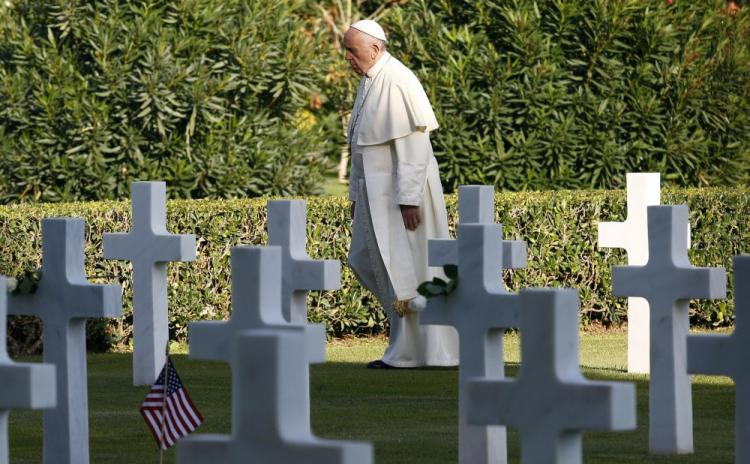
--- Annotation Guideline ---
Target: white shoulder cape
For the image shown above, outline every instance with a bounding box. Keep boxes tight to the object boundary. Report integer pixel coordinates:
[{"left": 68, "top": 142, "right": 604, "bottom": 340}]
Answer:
[{"left": 354, "top": 56, "right": 439, "bottom": 146}]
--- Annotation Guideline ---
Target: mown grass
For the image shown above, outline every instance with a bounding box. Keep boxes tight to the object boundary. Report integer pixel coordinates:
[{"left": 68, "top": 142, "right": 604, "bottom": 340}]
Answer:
[{"left": 8, "top": 333, "right": 735, "bottom": 463}]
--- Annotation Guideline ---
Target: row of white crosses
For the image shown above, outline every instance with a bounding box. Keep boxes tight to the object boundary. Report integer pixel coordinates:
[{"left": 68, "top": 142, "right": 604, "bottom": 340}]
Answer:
[
  {"left": 422, "top": 186, "right": 636, "bottom": 464},
  {"left": 0, "top": 183, "right": 361, "bottom": 463},
  {"left": 2, "top": 177, "right": 746, "bottom": 463},
  {"left": 433, "top": 178, "right": 744, "bottom": 463}
]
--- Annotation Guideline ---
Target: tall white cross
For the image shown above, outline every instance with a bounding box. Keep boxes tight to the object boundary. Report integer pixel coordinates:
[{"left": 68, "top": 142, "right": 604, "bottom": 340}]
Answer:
[
  {"left": 613, "top": 205, "right": 725, "bottom": 454},
  {"left": 0, "top": 275, "right": 56, "bottom": 464},
  {"left": 688, "top": 255, "right": 750, "bottom": 463},
  {"left": 422, "top": 185, "right": 526, "bottom": 464},
  {"left": 104, "top": 181, "right": 196, "bottom": 385},
  {"left": 8, "top": 218, "right": 122, "bottom": 464},
  {"left": 267, "top": 200, "right": 340, "bottom": 324},
  {"left": 467, "top": 288, "right": 636, "bottom": 464},
  {"left": 598, "top": 172, "right": 690, "bottom": 374},
  {"left": 178, "top": 246, "right": 371, "bottom": 463}
]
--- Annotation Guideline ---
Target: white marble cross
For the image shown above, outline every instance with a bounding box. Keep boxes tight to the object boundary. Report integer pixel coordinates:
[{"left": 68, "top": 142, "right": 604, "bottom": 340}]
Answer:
[
  {"left": 430, "top": 185, "right": 527, "bottom": 268},
  {"left": 598, "top": 173, "right": 690, "bottom": 374},
  {"left": 688, "top": 255, "right": 750, "bottom": 463},
  {"left": 267, "top": 200, "right": 340, "bottom": 324},
  {"left": 8, "top": 218, "right": 122, "bottom": 464},
  {"left": 613, "top": 205, "right": 725, "bottom": 454},
  {"left": 104, "top": 181, "right": 196, "bottom": 385},
  {"left": 178, "top": 246, "right": 371, "bottom": 463},
  {"left": 467, "top": 288, "right": 636, "bottom": 464},
  {"left": 422, "top": 185, "right": 526, "bottom": 464},
  {"left": 0, "top": 276, "right": 56, "bottom": 464}
]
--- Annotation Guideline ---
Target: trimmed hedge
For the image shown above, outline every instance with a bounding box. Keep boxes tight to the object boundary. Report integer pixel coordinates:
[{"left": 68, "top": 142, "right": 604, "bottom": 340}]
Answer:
[{"left": 1, "top": 187, "right": 748, "bottom": 353}]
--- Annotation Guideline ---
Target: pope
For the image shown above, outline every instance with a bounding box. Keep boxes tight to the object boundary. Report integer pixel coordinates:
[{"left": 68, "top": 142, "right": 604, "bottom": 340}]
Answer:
[{"left": 344, "top": 19, "right": 459, "bottom": 369}]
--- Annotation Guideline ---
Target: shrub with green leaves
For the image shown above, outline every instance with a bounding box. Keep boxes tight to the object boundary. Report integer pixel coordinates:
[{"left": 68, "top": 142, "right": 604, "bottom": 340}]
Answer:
[
  {"left": 1, "top": 187, "right": 747, "bottom": 354},
  {"left": 0, "top": 0, "right": 332, "bottom": 203},
  {"left": 379, "top": 0, "right": 750, "bottom": 192}
]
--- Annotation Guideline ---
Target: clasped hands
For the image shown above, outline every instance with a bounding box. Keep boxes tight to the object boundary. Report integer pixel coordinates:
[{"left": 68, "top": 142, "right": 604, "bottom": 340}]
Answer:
[{"left": 349, "top": 202, "right": 421, "bottom": 231}]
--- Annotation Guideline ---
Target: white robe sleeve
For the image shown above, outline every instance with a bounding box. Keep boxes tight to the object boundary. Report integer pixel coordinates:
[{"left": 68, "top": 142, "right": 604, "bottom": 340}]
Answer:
[{"left": 392, "top": 131, "right": 433, "bottom": 206}]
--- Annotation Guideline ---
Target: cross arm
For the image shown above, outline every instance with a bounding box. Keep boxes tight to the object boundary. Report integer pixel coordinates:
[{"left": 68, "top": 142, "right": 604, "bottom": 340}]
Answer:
[
  {"left": 428, "top": 239, "right": 526, "bottom": 269},
  {"left": 188, "top": 321, "right": 231, "bottom": 362},
  {"left": 153, "top": 233, "right": 196, "bottom": 263},
  {"left": 71, "top": 283, "right": 122, "bottom": 319},
  {"left": 466, "top": 378, "right": 518, "bottom": 427},
  {"left": 6, "top": 293, "right": 40, "bottom": 317},
  {"left": 559, "top": 381, "right": 636, "bottom": 431},
  {"left": 0, "top": 363, "right": 56, "bottom": 409},
  {"left": 503, "top": 240, "right": 527, "bottom": 269},
  {"left": 103, "top": 232, "right": 196, "bottom": 263},
  {"left": 676, "top": 267, "right": 726, "bottom": 300},
  {"left": 292, "top": 259, "right": 341, "bottom": 291},
  {"left": 597, "top": 222, "right": 633, "bottom": 251},
  {"left": 428, "top": 239, "right": 456, "bottom": 267},
  {"left": 611, "top": 265, "right": 648, "bottom": 298},
  {"left": 419, "top": 296, "right": 456, "bottom": 327},
  {"left": 687, "top": 334, "right": 735, "bottom": 377}
]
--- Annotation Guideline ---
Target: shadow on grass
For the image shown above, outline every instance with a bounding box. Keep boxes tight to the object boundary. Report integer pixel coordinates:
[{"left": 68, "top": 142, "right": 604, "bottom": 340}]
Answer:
[{"left": 7, "top": 354, "right": 735, "bottom": 464}]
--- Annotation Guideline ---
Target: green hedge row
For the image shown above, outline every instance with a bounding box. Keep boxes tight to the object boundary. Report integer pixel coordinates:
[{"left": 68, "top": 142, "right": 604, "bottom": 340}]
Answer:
[{"left": 1, "top": 187, "right": 747, "bottom": 353}]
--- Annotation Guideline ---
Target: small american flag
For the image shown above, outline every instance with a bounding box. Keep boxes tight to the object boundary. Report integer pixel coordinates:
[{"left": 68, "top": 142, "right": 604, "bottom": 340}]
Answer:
[{"left": 140, "top": 358, "right": 203, "bottom": 450}]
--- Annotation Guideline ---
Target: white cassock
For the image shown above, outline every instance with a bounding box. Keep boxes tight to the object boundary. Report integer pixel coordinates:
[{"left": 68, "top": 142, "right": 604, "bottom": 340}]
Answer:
[{"left": 347, "top": 52, "right": 459, "bottom": 367}]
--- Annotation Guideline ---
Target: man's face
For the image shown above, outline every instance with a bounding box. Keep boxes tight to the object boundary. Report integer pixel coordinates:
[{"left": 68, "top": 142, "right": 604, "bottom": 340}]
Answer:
[{"left": 343, "top": 29, "right": 375, "bottom": 76}]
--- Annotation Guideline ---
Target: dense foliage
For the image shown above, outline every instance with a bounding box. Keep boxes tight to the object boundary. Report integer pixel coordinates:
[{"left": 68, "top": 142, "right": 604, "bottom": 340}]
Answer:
[
  {"left": 2, "top": 1, "right": 748, "bottom": 203},
  {"left": 0, "top": 0, "right": 333, "bottom": 203},
  {"left": 1, "top": 187, "right": 747, "bottom": 353},
  {"left": 382, "top": 0, "right": 750, "bottom": 192}
]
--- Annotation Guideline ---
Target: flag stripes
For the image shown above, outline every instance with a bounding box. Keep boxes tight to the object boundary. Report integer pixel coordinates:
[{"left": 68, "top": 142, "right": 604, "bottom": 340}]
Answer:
[{"left": 140, "top": 358, "right": 203, "bottom": 450}]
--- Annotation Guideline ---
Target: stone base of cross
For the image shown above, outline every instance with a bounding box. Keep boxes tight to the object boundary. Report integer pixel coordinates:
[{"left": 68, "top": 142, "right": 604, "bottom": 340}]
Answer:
[{"left": 467, "top": 288, "right": 636, "bottom": 464}]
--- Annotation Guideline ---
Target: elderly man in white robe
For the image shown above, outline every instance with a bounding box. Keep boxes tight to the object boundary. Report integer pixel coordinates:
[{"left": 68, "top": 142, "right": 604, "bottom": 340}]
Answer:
[{"left": 344, "top": 20, "right": 459, "bottom": 369}]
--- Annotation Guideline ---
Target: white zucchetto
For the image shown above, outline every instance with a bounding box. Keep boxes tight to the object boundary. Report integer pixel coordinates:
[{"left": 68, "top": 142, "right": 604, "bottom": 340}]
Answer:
[{"left": 350, "top": 19, "right": 387, "bottom": 42}]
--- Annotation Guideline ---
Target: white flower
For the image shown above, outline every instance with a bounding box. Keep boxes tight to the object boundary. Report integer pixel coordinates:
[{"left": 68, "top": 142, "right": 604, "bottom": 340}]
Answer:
[
  {"left": 408, "top": 295, "right": 427, "bottom": 312},
  {"left": 5, "top": 277, "right": 18, "bottom": 293}
]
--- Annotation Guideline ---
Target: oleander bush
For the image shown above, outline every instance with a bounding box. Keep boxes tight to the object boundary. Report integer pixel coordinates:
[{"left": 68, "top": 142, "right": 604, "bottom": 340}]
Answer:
[
  {"left": 2, "top": 1, "right": 749, "bottom": 205},
  {"left": 381, "top": 0, "right": 750, "bottom": 192},
  {"left": 1, "top": 187, "right": 748, "bottom": 354},
  {"left": 0, "top": 0, "right": 334, "bottom": 204}
]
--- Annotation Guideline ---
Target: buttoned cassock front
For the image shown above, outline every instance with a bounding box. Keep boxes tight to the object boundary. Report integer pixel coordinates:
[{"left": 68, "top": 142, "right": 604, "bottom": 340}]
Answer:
[{"left": 347, "top": 53, "right": 458, "bottom": 367}]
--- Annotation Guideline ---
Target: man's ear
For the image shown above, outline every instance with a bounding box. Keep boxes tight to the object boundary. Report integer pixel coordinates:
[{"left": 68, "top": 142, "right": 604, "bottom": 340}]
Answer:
[{"left": 370, "top": 42, "right": 381, "bottom": 58}]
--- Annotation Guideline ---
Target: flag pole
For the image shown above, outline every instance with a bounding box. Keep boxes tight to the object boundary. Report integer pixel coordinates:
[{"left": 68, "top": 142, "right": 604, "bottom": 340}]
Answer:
[{"left": 159, "top": 341, "right": 171, "bottom": 464}]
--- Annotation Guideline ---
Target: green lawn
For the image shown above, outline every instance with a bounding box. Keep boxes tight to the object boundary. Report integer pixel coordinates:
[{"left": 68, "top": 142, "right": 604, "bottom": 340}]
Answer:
[
  {"left": 7, "top": 333, "right": 735, "bottom": 463},
  {"left": 321, "top": 173, "right": 349, "bottom": 197}
]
